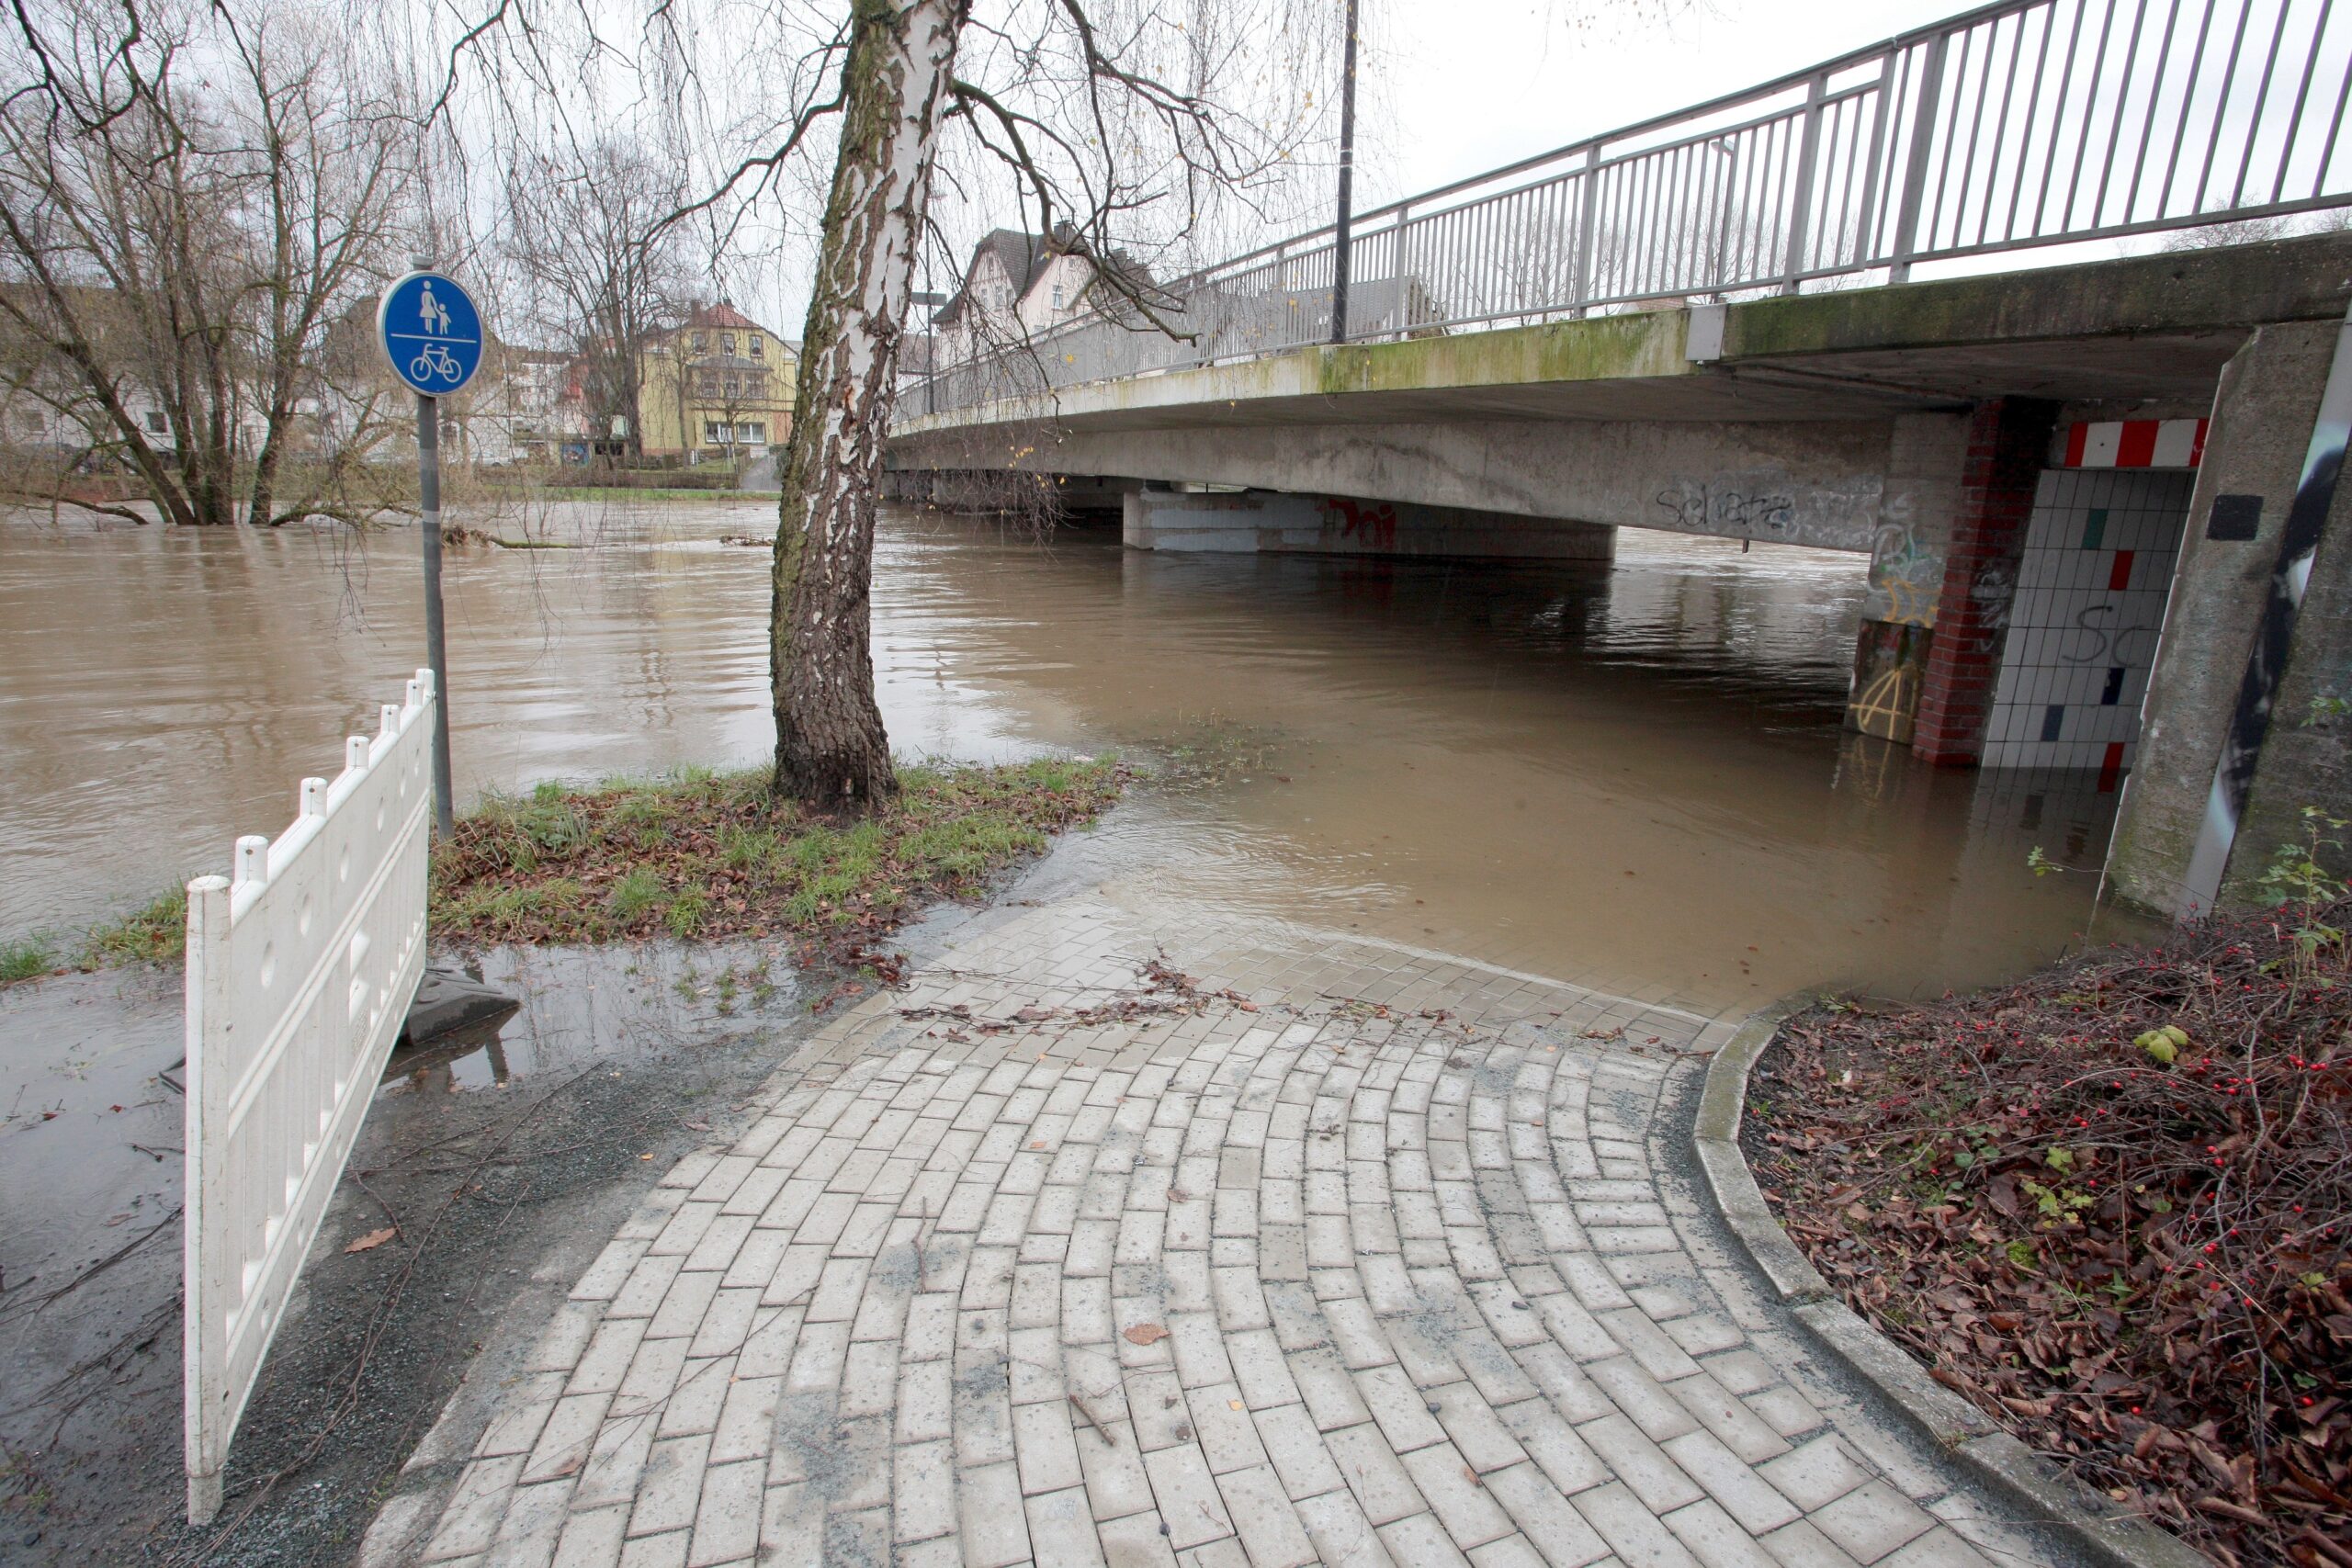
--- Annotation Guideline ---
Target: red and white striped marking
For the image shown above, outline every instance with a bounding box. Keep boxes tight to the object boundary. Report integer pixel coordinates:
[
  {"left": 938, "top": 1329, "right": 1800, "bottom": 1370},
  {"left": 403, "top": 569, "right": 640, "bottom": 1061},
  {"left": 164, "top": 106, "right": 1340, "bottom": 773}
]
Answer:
[{"left": 2062, "top": 417, "right": 2207, "bottom": 468}]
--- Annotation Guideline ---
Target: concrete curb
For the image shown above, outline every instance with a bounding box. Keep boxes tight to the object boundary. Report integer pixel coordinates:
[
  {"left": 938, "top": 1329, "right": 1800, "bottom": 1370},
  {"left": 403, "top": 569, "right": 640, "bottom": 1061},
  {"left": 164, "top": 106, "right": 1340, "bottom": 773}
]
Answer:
[{"left": 1693, "top": 997, "right": 2210, "bottom": 1568}]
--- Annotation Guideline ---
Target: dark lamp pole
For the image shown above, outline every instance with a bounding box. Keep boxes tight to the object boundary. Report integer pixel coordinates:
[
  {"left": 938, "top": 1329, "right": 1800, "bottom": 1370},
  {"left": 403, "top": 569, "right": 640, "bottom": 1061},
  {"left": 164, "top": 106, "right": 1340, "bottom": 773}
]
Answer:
[{"left": 1330, "top": 0, "right": 1360, "bottom": 344}]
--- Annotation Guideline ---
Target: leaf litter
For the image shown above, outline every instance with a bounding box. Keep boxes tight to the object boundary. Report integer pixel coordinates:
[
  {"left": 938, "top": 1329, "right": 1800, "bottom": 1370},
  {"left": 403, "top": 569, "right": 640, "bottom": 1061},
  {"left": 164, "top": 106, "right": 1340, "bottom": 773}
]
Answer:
[{"left": 1746, "top": 900, "right": 2352, "bottom": 1566}]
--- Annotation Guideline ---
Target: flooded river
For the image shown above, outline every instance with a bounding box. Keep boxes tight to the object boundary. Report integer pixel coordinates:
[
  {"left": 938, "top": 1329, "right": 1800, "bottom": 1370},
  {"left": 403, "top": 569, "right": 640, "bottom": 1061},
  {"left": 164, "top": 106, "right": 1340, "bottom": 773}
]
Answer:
[{"left": 0, "top": 497, "right": 2135, "bottom": 1011}]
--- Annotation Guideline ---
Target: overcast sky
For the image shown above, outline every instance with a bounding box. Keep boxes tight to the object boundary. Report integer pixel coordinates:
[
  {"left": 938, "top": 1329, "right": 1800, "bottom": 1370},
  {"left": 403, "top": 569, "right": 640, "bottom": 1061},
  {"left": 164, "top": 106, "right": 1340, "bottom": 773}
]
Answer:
[
  {"left": 1355, "top": 0, "right": 1962, "bottom": 211},
  {"left": 747, "top": 0, "right": 1981, "bottom": 333}
]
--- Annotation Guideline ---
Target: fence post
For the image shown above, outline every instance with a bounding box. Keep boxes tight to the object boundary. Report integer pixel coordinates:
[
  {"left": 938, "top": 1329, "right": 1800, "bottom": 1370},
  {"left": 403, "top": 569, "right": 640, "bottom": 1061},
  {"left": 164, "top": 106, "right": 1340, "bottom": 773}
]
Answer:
[
  {"left": 1854, "top": 47, "right": 1900, "bottom": 271},
  {"left": 1889, "top": 31, "right": 1950, "bottom": 282},
  {"left": 1572, "top": 144, "right": 1600, "bottom": 316},
  {"left": 181, "top": 872, "right": 232, "bottom": 1525},
  {"left": 1393, "top": 204, "right": 1412, "bottom": 334},
  {"left": 1781, "top": 71, "right": 1829, "bottom": 293}
]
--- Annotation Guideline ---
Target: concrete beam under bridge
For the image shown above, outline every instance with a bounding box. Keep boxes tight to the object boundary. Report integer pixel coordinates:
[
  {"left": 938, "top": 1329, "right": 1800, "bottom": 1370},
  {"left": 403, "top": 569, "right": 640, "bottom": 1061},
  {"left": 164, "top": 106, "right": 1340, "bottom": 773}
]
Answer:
[
  {"left": 1122, "top": 489, "right": 1617, "bottom": 559},
  {"left": 955, "top": 417, "right": 1902, "bottom": 553}
]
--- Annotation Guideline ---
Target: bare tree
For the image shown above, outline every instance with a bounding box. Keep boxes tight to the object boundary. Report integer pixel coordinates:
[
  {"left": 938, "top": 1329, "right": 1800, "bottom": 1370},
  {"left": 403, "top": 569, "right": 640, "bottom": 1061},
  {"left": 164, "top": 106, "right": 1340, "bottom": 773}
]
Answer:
[
  {"left": 500, "top": 138, "right": 695, "bottom": 466},
  {"left": 0, "top": 0, "right": 409, "bottom": 525},
  {"left": 757, "top": 0, "right": 1337, "bottom": 807},
  {"left": 429, "top": 0, "right": 1338, "bottom": 805}
]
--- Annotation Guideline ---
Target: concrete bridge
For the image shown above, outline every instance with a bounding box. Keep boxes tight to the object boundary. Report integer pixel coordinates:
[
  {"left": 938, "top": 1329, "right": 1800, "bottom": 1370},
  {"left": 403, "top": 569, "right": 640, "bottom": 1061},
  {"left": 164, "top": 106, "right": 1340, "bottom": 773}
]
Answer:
[
  {"left": 886, "top": 0, "right": 2352, "bottom": 915},
  {"left": 888, "top": 234, "right": 2352, "bottom": 917}
]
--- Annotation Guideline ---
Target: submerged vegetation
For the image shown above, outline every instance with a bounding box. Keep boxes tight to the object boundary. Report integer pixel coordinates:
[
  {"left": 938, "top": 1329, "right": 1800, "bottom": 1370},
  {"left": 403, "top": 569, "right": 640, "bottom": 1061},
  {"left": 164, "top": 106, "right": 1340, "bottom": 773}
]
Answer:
[
  {"left": 0, "top": 760, "right": 1124, "bottom": 991},
  {"left": 0, "top": 891, "right": 187, "bottom": 989}
]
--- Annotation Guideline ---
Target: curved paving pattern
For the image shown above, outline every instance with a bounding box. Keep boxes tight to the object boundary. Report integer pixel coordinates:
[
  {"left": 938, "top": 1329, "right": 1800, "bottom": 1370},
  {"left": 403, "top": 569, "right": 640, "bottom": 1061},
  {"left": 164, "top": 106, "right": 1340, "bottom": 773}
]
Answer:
[{"left": 369, "top": 898, "right": 2039, "bottom": 1568}]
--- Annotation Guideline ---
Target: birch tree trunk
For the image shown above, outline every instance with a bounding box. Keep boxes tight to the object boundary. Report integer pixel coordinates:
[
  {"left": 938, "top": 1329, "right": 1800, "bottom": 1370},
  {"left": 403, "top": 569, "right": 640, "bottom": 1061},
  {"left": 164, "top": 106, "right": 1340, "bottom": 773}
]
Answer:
[{"left": 771, "top": 0, "right": 967, "bottom": 809}]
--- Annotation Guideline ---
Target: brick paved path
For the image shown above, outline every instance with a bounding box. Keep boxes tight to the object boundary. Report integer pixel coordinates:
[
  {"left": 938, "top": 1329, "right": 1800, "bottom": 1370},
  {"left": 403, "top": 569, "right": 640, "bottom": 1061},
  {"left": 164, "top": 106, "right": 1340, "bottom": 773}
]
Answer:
[{"left": 367, "top": 895, "right": 2041, "bottom": 1568}]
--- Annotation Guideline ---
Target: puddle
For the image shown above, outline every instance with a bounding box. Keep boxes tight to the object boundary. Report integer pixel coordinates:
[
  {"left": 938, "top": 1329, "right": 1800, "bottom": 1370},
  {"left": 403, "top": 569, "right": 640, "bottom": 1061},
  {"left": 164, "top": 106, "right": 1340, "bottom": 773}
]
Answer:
[{"left": 0, "top": 937, "right": 824, "bottom": 1565}]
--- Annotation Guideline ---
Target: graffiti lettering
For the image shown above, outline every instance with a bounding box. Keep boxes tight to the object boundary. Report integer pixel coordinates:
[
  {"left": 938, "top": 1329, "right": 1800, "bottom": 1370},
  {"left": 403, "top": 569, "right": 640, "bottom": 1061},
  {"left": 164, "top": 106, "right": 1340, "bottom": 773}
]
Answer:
[
  {"left": 1867, "top": 520, "right": 1943, "bottom": 627},
  {"left": 2058, "top": 603, "right": 2162, "bottom": 667},
  {"left": 1964, "top": 558, "right": 2014, "bottom": 653},
  {"left": 1655, "top": 482, "right": 1796, "bottom": 535},
  {"left": 1318, "top": 497, "right": 1398, "bottom": 551}
]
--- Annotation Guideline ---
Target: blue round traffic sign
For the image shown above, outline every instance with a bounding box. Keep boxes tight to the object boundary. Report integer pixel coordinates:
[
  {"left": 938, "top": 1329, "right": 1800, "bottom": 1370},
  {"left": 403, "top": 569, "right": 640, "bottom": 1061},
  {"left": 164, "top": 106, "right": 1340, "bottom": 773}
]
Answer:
[{"left": 379, "top": 271, "right": 485, "bottom": 396}]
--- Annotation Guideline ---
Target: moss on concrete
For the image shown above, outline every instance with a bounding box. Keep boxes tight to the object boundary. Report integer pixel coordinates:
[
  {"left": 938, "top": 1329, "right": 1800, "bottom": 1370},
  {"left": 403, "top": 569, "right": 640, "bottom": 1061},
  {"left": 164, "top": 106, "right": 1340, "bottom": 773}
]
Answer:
[{"left": 1312, "top": 311, "right": 1684, "bottom": 397}]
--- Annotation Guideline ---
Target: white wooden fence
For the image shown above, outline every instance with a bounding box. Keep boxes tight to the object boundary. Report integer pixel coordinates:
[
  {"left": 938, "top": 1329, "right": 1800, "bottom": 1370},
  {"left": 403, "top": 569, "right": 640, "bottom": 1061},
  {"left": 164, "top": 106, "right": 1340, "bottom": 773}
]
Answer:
[{"left": 183, "top": 670, "right": 437, "bottom": 1522}]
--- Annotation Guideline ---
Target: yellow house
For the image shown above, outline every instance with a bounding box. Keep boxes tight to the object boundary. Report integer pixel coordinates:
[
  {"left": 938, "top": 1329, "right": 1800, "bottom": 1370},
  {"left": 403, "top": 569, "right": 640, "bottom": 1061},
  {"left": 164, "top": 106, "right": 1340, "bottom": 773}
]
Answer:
[{"left": 638, "top": 303, "right": 797, "bottom": 462}]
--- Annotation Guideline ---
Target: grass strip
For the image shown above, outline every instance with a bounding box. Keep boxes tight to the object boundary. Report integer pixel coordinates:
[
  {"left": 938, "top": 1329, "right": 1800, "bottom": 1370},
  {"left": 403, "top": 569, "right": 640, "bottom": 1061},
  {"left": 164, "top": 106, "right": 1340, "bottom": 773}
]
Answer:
[{"left": 0, "top": 759, "right": 1124, "bottom": 991}]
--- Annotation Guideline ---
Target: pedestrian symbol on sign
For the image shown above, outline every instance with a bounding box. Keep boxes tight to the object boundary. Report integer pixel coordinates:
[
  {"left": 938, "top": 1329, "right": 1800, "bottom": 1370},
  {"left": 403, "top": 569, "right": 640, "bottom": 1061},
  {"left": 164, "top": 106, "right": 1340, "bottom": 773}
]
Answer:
[{"left": 378, "top": 270, "right": 483, "bottom": 397}]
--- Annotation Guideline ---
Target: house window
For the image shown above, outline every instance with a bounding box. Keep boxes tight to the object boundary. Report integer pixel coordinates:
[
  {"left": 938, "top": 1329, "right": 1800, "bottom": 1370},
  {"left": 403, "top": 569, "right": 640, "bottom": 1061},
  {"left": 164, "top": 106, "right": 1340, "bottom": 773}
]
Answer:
[
  {"left": 750, "top": 334, "right": 763, "bottom": 356},
  {"left": 736, "top": 422, "right": 764, "bottom": 443},
  {"left": 721, "top": 333, "right": 735, "bottom": 354},
  {"left": 1051, "top": 284, "right": 1065, "bottom": 310},
  {"left": 704, "top": 420, "right": 727, "bottom": 444},
  {"left": 723, "top": 374, "right": 741, "bottom": 398},
  {"left": 698, "top": 375, "right": 719, "bottom": 399},
  {"left": 690, "top": 333, "right": 706, "bottom": 351},
  {"left": 144, "top": 411, "right": 167, "bottom": 434}
]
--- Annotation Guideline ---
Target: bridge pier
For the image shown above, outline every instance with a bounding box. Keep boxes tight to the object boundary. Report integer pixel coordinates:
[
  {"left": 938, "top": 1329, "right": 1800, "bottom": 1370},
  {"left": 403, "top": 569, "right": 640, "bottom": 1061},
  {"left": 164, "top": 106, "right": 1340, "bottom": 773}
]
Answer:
[
  {"left": 1120, "top": 488, "right": 1616, "bottom": 559},
  {"left": 1845, "top": 405, "right": 2057, "bottom": 755}
]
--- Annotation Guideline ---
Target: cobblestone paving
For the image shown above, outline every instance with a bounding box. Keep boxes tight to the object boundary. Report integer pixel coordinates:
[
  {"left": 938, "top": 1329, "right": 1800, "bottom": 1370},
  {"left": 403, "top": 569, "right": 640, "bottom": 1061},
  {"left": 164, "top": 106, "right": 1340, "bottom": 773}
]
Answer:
[{"left": 367, "top": 894, "right": 2046, "bottom": 1568}]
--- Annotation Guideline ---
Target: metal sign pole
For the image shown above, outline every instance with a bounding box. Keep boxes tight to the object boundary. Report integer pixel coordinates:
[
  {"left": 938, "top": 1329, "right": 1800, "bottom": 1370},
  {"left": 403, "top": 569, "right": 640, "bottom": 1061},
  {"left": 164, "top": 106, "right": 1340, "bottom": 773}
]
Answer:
[
  {"left": 379, "top": 257, "right": 483, "bottom": 840},
  {"left": 379, "top": 253, "right": 481, "bottom": 840},
  {"left": 416, "top": 388, "right": 455, "bottom": 839}
]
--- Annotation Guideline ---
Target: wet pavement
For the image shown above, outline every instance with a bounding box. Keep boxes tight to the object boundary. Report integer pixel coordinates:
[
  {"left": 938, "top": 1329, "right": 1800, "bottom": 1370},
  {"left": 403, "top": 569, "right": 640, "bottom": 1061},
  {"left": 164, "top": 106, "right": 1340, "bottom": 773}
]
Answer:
[
  {"left": 361, "top": 866, "right": 2054, "bottom": 1568},
  {"left": 0, "top": 940, "right": 842, "bottom": 1566}
]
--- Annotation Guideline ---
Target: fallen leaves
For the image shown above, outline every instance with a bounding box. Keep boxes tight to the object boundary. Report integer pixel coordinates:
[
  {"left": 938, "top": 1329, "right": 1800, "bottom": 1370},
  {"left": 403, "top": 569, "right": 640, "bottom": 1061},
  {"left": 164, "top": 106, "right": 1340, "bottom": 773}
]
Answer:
[
  {"left": 1747, "top": 898, "right": 2352, "bottom": 1566},
  {"left": 1122, "top": 1323, "right": 1170, "bottom": 1346},
  {"left": 344, "top": 1226, "right": 398, "bottom": 1254}
]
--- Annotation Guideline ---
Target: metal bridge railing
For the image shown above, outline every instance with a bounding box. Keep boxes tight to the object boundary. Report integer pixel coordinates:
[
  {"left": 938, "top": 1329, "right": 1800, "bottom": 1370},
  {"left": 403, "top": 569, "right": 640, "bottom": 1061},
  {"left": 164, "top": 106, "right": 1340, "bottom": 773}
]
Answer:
[{"left": 915, "top": 0, "right": 2352, "bottom": 416}]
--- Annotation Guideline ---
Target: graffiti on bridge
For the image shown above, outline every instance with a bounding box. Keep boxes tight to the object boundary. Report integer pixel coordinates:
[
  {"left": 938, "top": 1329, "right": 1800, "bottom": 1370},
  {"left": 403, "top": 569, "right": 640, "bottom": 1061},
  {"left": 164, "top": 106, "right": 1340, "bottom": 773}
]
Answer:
[
  {"left": 1655, "top": 480, "right": 1797, "bottom": 536},
  {"left": 1867, "top": 510, "right": 1943, "bottom": 628},
  {"left": 1318, "top": 497, "right": 1399, "bottom": 550},
  {"left": 2057, "top": 603, "right": 2160, "bottom": 668}
]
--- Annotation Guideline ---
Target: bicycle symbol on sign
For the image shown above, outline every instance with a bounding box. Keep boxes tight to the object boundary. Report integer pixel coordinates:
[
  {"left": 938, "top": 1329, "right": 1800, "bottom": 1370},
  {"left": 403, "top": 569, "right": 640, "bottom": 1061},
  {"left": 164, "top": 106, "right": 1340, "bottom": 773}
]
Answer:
[{"left": 409, "top": 343, "right": 462, "bottom": 385}]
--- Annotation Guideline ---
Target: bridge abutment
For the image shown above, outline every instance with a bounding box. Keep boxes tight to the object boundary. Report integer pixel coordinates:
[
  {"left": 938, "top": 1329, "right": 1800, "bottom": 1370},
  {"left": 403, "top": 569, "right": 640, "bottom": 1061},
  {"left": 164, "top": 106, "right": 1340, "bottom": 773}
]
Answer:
[
  {"left": 1120, "top": 488, "right": 1617, "bottom": 560},
  {"left": 2109, "top": 320, "right": 2352, "bottom": 914}
]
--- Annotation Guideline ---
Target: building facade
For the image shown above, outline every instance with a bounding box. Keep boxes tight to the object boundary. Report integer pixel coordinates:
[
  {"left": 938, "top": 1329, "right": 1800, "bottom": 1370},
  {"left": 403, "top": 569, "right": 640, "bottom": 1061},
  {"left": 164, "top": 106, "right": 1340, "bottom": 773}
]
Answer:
[
  {"left": 932, "top": 229, "right": 1141, "bottom": 367},
  {"left": 636, "top": 304, "right": 797, "bottom": 463}
]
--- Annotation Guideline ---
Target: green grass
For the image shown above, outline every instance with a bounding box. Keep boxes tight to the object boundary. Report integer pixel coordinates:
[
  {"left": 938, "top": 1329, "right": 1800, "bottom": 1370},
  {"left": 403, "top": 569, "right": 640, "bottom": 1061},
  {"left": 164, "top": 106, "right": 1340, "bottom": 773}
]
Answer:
[
  {"left": 431, "top": 757, "right": 1125, "bottom": 949},
  {"left": 607, "top": 866, "right": 667, "bottom": 921},
  {"left": 2, "top": 886, "right": 187, "bottom": 988},
  {"left": 81, "top": 890, "right": 187, "bottom": 965},
  {"left": 1, "top": 937, "right": 55, "bottom": 987},
  {"left": 10, "top": 757, "right": 1125, "bottom": 989}
]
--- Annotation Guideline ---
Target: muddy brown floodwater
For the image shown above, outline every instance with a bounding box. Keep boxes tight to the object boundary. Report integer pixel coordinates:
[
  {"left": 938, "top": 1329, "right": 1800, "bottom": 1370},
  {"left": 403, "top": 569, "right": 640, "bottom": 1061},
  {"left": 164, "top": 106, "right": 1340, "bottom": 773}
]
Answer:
[
  {"left": 0, "top": 495, "right": 2146, "bottom": 1562},
  {"left": 1, "top": 497, "right": 2136, "bottom": 1012}
]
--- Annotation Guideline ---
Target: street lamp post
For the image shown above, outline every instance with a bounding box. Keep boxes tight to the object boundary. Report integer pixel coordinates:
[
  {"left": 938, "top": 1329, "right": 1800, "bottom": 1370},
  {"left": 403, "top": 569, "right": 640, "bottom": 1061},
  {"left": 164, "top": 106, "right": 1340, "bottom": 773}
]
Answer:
[{"left": 1329, "top": 0, "right": 1360, "bottom": 345}]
